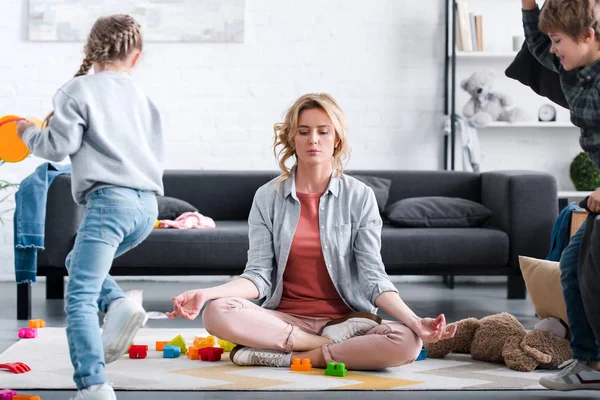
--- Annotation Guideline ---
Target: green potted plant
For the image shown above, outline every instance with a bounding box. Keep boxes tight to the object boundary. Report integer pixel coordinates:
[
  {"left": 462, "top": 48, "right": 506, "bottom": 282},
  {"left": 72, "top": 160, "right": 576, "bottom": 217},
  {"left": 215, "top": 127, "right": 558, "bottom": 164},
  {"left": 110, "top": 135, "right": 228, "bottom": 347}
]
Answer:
[{"left": 570, "top": 152, "right": 600, "bottom": 191}]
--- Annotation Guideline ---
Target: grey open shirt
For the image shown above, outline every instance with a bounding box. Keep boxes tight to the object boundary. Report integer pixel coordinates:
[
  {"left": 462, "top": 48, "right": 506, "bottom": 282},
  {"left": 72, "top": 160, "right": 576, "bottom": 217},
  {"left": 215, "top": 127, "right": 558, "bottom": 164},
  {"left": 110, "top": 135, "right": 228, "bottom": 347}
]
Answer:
[{"left": 239, "top": 171, "right": 398, "bottom": 314}]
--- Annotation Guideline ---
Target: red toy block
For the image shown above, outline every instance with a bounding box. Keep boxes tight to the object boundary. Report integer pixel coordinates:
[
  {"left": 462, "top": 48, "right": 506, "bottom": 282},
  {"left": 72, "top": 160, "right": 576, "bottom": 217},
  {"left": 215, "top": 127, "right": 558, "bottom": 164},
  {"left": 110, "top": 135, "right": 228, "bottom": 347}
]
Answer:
[
  {"left": 18, "top": 328, "right": 37, "bottom": 339},
  {"left": 128, "top": 345, "right": 148, "bottom": 359},
  {"left": 12, "top": 395, "right": 41, "bottom": 400},
  {"left": 27, "top": 320, "right": 45, "bottom": 329},
  {"left": 0, "top": 389, "right": 17, "bottom": 400},
  {"left": 198, "top": 347, "right": 223, "bottom": 361},
  {"left": 291, "top": 358, "right": 312, "bottom": 371}
]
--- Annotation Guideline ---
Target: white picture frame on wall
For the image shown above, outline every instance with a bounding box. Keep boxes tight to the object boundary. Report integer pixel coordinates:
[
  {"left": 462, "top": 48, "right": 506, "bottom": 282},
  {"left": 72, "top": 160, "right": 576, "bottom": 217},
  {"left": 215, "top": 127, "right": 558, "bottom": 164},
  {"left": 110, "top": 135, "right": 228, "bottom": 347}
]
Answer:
[{"left": 28, "top": 0, "right": 245, "bottom": 43}]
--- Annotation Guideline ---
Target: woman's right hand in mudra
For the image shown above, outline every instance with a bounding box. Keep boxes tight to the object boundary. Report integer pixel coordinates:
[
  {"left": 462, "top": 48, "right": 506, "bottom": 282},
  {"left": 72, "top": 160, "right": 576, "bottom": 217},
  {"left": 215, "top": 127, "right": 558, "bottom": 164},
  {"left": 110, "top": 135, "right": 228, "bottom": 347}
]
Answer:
[{"left": 166, "top": 289, "right": 208, "bottom": 321}]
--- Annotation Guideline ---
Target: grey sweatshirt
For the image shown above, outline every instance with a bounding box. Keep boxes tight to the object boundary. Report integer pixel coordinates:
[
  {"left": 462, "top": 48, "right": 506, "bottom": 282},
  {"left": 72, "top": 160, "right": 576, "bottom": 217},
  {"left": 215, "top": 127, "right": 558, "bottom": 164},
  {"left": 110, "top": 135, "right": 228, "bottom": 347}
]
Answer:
[{"left": 23, "top": 70, "right": 164, "bottom": 204}]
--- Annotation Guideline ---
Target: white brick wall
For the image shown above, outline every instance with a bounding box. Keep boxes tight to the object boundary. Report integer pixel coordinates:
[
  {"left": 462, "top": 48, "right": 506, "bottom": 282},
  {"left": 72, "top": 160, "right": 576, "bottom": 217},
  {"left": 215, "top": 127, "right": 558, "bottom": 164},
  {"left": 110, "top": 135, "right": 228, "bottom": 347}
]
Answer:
[{"left": 0, "top": 0, "right": 582, "bottom": 280}]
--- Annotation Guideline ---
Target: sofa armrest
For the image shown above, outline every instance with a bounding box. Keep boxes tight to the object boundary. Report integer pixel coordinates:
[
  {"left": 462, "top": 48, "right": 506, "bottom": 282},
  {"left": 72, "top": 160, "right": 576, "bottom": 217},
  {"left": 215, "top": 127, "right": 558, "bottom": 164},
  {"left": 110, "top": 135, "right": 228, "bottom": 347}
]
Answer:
[
  {"left": 481, "top": 171, "right": 558, "bottom": 266},
  {"left": 37, "top": 175, "right": 84, "bottom": 269}
]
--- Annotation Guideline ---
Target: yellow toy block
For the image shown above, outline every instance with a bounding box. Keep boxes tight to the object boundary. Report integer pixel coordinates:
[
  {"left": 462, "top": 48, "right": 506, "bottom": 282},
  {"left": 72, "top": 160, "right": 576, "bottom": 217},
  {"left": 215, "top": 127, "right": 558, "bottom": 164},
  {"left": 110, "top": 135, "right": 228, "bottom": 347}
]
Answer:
[
  {"left": 187, "top": 346, "right": 200, "bottom": 360},
  {"left": 167, "top": 334, "right": 188, "bottom": 354},
  {"left": 217, "top": 339, "right": 237, "bottom": 352},
  {"left": 28, "top": 319, "right": 45, "bottom": 329},
  {"left": 193, "top": 335, "right": 215, "bottom": 349},
  {"left": 156, "top": 341, "right": 169, "bottom": 351}
]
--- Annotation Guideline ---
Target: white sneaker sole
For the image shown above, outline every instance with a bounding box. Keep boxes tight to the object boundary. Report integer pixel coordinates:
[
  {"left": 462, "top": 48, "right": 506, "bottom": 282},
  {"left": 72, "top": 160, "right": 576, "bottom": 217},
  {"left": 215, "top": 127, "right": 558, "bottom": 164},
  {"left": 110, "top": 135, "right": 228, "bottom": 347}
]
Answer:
[
  {"left": 103, "top": 311, "right": 146, "bottom": 364},
  {"left": 540, "top": 377, "right": 600, "bottom": 391}
]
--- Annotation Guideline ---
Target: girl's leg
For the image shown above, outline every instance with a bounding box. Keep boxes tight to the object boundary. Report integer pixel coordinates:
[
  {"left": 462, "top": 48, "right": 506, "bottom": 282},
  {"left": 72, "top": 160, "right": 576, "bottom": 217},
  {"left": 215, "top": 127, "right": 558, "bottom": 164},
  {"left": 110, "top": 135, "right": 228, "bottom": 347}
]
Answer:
[
  {"left": 202, "top": 297, "right": 331, "bottom": 353},
  {"left": 294, "top": 320, "right": 422, "bottom": 370}
]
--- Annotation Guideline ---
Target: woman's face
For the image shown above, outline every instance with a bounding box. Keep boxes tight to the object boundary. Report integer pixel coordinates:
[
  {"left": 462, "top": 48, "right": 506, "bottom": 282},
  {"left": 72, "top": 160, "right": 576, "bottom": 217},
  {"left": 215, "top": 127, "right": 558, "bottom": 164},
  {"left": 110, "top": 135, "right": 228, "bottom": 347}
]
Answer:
[{"left": 294, "top": 108, "right": 339, "bottom": 168}]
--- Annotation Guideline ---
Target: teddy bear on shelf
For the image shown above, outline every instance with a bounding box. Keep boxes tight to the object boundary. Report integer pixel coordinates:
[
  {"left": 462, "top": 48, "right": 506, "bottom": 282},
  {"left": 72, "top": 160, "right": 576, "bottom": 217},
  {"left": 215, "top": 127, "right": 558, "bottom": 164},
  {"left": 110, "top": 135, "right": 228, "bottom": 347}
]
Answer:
[
  {"left": 424, "top": 313, "right": 572, "bottom": 372},
  {"left": 461, "top": 70, "right": 529, "bottom": 127}
]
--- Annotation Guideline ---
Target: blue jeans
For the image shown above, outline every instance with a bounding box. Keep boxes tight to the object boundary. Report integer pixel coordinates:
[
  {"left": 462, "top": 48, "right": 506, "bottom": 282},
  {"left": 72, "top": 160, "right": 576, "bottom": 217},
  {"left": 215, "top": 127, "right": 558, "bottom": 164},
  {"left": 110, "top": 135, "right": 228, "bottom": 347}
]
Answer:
[
  {"left": 64, "top": 187, "right": 158, "bottom": 389},
  {"left": 560, "top": 219, "right": 600, "bottom": 362}
]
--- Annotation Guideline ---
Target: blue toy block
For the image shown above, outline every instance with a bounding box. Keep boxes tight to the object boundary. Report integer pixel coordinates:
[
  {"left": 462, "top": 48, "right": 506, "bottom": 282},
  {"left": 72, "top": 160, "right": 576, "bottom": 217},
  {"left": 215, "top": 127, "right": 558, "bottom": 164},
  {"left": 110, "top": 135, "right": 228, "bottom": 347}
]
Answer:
[
  {"left": 324, "top": 362, "right": 347, "bottom": 377},
  {"left": 416, "top": 348, "right": 427, "bottom": 361},
  {"left": 163, "top": 344, "right": 181, "bottom": 358}
]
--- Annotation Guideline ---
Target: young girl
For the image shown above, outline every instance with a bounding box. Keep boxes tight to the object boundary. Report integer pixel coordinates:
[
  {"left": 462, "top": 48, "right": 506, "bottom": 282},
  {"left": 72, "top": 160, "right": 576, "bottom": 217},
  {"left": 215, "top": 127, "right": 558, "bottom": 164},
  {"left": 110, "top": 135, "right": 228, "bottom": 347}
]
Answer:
[
  {"left": 17, "top": 15, "right": 163, "bottom": 400},
  {"left": 167, "top": 93, "right": 456, "bottom": 370}
]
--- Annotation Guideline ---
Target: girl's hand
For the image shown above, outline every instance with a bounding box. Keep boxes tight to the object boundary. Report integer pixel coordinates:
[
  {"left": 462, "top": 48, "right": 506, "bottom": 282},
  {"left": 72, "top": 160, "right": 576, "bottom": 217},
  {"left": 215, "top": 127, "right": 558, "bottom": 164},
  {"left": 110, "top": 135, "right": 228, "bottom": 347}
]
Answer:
[
  {"left": 412, "top": 314, "right": 457, "bottom": 343},
  {"left": 166, "top": 289, "right": 209, "bottom": 321},
  {"left": 16, "top": 120, "right": 35, "bottom": 140}
]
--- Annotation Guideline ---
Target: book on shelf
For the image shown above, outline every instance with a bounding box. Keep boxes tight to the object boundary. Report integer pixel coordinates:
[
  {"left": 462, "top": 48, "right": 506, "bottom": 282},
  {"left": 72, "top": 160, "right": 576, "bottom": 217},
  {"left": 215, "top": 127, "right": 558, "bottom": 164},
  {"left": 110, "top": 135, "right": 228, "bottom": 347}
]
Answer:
[{"left": 455, "top": 1, "right": 483, "bottom": 52}]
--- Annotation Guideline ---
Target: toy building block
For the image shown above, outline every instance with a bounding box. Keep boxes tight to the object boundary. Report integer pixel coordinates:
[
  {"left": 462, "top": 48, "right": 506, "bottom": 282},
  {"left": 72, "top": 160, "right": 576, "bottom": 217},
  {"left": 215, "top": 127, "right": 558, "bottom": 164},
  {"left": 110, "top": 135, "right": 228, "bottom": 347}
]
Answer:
[
  {"left": 18, "top": 328, "right": 37, "bottom": 339},
  {"left": 193, "top": 336, "right": 215, "bottom": 349},
  {"left": 291, "top": 358, "right": 312, "bottom": 372},
  {"left": 217, "top": 339, "right": 236, "bottom": 352},
  {"left": 156, "top": 341, "right": 169, "bottom": 351},
  {"left": 416, "top": 348, "right": 427, "bottom": 361},
  {"left": 167, "top": 334, "right": 188, "bottom": 354},
  {"left": 187, "top": 347, "right": 200, "bottom": 360},
  {"left": 12, "top": 395, "right": 41, "bottom": 400},
  {"left": 0, "top": 389, "right": 17, "bottom": 400},
  {"left": 128, "top": 345, "right": 148, "bottom": 359},
  {"left": 163, "top": 345, "right": 181, "bottom": 358},
  {"left": 28, "top": 319, "right": 45, "bottom": 329},
  {"left": 198, "top": 347, "right": 224, "bottom": 362},
  {"left": 324, "top": 362, "right": 347, "bottom": 377}
]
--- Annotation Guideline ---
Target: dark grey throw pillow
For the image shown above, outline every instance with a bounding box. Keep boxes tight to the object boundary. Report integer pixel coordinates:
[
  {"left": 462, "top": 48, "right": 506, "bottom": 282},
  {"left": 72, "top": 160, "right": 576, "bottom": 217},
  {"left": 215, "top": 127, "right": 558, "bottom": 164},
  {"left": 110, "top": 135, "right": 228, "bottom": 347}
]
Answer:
[
  {"left": 384, "top": 196, "right": 493, "bottom": 228},
  {"left": 157, "top": 196, "right": 198, "bottom": 220},
  {"left": 352, "top": 175, "right": 392, "bottom": 212}
]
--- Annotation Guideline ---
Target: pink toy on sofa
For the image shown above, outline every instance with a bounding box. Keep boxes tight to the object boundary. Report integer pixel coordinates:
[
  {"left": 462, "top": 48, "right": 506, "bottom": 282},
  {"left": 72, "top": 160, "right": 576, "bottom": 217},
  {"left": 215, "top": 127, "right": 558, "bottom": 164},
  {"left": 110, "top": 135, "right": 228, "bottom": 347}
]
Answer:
[{"left": 158, "top": 212, "right": 216, "bottom": 229}]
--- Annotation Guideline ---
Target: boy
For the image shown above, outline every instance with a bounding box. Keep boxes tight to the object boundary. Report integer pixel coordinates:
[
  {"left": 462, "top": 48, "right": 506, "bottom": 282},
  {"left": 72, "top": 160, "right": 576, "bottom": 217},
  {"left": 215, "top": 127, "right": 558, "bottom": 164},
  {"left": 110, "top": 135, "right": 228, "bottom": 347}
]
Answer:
[{"left": 521, "top": 0, "right": 600, "bottom": 391}]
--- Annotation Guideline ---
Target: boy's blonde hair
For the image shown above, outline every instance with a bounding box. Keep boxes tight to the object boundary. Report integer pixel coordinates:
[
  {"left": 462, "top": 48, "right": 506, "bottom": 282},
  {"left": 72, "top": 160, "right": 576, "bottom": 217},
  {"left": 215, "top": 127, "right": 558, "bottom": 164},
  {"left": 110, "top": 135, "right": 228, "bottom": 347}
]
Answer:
[
  {"left": 42, "top": 15, "right": 143, "bottom": 128},
  {"left": 539, "top": 0, "right": 600, "bottom": 42},
  {"left": 273, "top": 93, "right": 350, "bottom": 183}
]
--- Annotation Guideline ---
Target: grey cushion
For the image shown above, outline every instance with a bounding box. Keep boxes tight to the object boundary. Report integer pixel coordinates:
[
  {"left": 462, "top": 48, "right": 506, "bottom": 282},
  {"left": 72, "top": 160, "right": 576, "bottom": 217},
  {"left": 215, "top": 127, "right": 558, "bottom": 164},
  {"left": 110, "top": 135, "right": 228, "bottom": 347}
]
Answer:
[
  {"left": 384, "top": 196, "right": 493, "bottom": 227},
  {"left": 352, "top": 175, "right": 392, "bottom": 212},
  {"left": 157, "top": 196, "right": 198, "bottom": 220}
]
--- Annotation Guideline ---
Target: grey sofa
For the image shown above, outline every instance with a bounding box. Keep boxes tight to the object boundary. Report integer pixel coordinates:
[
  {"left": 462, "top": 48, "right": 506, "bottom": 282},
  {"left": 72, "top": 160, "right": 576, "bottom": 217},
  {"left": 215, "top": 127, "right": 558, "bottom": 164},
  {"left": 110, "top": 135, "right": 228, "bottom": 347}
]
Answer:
[{"left": 16, "top": 170, "right": 558, "bottom": 320}]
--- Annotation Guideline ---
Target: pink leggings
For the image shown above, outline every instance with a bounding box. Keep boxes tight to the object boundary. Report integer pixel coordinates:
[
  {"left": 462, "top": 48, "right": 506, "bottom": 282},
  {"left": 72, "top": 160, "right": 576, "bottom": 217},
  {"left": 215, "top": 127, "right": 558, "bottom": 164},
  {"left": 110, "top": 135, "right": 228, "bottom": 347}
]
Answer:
[{"left": 202, "top": 297, "right": 422, "bottom": 370}]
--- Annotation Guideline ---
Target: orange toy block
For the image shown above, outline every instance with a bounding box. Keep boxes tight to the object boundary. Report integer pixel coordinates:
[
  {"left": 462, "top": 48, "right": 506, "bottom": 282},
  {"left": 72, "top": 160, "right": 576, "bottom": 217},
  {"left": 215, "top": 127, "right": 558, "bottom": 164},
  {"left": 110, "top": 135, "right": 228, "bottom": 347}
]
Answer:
[
  {"left": 13, "top": 395, "right": 41, "bottom": 400},
  {"left": 28, "top": 319, "right": 45, "bottom": 329},
  {"left": 198, "top": 347, "right": 223, "bottom": 361},
  {"left": 291, "top": 358, "right": 312, "bottom": 372},
  {"left": 187, "top": 347, "right": 200, "bottom": 360},
  {"left": 156, "top": 341, "right": 169, "bottom": 351},
  {"left": 193, "top": 335, "right": 215, "bottom": 349}
]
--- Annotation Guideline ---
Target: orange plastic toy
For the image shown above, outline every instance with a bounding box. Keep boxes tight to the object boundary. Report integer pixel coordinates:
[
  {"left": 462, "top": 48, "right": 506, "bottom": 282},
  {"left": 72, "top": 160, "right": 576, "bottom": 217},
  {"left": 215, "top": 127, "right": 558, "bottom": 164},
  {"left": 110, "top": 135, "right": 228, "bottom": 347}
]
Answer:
[
  {"left": 193, "top": 336, "right": 215, "bottom": 349},
  {"left": 12, "top": 395, "right": 41, "bottom": 400},
  {"left": 28, "top": 319, "right": 45, "bottom": 329},
  {"left": 0, "top": 115, "right": 41, "bottom": 163},
  {"left": 156, "top": 341, "right": 169, "bottom": 351},
  {"left": 291, "top": 358, "right": 312, "bottom": 372}
]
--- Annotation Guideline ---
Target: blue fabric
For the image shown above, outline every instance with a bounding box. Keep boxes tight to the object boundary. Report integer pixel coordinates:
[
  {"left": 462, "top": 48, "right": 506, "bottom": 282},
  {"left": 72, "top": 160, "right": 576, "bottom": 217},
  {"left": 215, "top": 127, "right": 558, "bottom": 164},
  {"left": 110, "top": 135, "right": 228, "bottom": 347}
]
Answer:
[
  {"left": 560, "top": 219, "right": 600, "bottom": 361},
  {"left": 547, "top": 202, "right": 582, "bottom": 261},
  {"left": 13, "top": 162, "right": 72, "bottom": 284},
  {"left": 64, "top": 187, "right": 156, "bottom": 389}
]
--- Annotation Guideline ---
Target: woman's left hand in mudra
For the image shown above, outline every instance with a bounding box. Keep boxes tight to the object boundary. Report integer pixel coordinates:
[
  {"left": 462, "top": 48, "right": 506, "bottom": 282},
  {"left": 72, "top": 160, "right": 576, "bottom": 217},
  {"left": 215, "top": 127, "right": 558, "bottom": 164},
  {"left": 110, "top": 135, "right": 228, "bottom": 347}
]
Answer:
[{"left": 412, "top": 314, "right": 457, "bottom": 343}]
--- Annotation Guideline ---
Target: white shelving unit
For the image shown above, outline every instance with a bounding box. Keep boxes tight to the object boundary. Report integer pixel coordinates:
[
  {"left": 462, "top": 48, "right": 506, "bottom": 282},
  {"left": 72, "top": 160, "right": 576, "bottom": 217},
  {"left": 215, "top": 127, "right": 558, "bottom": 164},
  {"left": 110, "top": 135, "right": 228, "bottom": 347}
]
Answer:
[
  {"left": 481, "top": 121, "right": 577, "bottom": 128},
  {"left": 455, "top": 51, "right": 518, "bottom": 59}
]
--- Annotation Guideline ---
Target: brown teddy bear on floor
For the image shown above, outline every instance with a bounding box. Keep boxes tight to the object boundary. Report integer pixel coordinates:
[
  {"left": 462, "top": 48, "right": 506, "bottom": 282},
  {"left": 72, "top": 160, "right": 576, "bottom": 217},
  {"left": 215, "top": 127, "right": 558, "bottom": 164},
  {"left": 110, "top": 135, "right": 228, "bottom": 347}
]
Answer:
[{"left": 424, "top": 313, "right": 572, "bottom": 372}]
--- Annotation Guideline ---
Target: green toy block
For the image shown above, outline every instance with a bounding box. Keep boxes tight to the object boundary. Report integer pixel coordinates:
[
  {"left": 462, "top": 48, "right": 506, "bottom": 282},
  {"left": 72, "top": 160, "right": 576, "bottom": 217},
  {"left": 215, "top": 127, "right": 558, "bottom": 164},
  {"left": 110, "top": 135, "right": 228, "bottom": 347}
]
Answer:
[
  {"left": 324, "top": 362, "right": 347, "bottom": 377},
  {"left": 167, "top": 334, "right": 188, "bottom": 354}
]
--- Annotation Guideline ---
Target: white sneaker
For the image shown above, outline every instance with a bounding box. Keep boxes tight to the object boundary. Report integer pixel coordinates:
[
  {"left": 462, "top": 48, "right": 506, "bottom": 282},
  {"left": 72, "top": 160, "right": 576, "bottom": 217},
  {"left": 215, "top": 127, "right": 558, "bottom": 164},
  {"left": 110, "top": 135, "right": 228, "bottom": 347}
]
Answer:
[
  {"left": 70, "top": 383, "right": 117, "bottom": 400},
  {"left": 102, "top": 297, "right": 146, "bottom": 364},
  {"left": 230, "top": 345, "right": 292, "bottom": 367},
  {"left": 320, "top": 311, "right": 382, "bottom": 343},
  {"left": 540, "top": 359, "right": 600, "bottom": 390}
]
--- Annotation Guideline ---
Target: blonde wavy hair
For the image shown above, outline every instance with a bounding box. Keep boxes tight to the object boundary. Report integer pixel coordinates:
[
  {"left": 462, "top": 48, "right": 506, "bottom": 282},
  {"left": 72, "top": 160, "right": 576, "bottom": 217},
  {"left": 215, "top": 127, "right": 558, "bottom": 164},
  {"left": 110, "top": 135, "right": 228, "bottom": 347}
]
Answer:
[
  {"left": 539, "top": 0, "right": 600, "bottom": 42},
  {"left": 273, "top": 93, "right": 350, "bottom": 183},
  {"left": 42, "top": 14, "right": 143, "bottom": 128}
]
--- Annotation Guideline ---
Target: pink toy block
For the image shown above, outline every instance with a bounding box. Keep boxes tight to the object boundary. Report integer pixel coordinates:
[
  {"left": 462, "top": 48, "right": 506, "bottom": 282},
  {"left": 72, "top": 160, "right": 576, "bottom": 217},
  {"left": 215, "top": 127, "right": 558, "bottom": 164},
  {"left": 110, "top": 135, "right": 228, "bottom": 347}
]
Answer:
[
  {"left": 0, "top": 389, "right": 17, "bottom": 400},
  {"left": 18, "top": 328, "right": 37, "bottom": 339},
  {"left": 198, "top": 347, "right": 224, "bottom": 362}
]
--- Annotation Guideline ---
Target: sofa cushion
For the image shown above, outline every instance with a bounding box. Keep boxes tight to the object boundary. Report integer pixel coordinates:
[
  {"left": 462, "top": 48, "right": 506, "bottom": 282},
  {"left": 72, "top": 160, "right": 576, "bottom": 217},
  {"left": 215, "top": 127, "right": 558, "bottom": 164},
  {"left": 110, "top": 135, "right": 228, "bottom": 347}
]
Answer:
[
  {"left": 384, "top": 196, "right": 493, "bottom": 228},
  {"left": 351, "top": 175, "right": 392, "bottom": 212},
  {"left": 380, "top": 226, "right": 509, "bottom": 269},
  {"left": 157, "top": 196, "right": 198, "bottom": 220},
  {"left": 113, "top": 220, "right": 250, "bottom": 271}
]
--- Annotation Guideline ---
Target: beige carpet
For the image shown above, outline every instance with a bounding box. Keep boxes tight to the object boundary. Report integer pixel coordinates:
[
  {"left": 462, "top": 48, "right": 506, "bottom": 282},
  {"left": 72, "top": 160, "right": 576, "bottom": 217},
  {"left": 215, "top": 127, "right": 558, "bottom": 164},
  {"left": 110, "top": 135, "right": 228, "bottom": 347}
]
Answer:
[{"left": 0, "top": 328, "right": 553, "bottom": 391}]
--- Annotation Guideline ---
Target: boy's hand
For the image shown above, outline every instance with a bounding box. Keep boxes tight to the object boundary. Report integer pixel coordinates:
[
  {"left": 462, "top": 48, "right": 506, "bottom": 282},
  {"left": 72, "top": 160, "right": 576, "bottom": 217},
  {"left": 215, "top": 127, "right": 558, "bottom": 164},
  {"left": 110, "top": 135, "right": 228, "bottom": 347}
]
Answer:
[
  {"left": 521, "top": 0, "right": 537, "bottom": 10},
  {"left": 16, "top": 120, "right": 35, "bottom": 140},
  {"left": 587, "top": 188, "right": 600, "bottom": 213}
]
